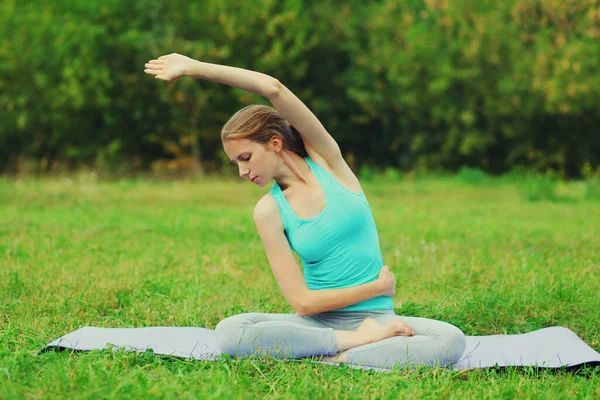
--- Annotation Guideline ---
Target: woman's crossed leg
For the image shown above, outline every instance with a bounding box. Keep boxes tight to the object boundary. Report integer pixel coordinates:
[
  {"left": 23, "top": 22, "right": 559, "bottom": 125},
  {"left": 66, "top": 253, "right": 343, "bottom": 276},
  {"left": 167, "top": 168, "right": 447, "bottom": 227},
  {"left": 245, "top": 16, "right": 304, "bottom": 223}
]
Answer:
[
  {"left": 215, "top": 311, "right": 465, "bottom": 369},
  {"left": 328, "top": 313, "right": 466, "bottom": 369}
]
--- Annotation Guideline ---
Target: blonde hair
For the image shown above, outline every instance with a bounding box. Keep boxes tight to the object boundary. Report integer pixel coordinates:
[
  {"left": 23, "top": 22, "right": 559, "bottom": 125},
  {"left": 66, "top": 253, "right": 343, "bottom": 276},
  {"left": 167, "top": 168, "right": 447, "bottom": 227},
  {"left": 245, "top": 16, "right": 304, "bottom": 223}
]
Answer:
[{"left": 221, "top": 105, "right": 307, "bottom": 157}]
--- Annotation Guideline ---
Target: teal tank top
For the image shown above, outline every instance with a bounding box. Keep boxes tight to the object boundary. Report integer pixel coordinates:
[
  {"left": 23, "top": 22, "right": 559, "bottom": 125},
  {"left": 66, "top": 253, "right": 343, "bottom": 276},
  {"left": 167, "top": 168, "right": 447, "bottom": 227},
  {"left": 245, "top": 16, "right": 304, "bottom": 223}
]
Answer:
[{"left": 269, "top": 157, "right": 393, "bottom": 311}]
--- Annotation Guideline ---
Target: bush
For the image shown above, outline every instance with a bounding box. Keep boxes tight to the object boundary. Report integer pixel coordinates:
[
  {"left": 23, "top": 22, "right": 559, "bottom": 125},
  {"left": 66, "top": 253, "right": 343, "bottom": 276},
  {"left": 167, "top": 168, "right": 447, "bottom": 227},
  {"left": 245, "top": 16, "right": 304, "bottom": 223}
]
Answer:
[
  {"left": 457, "top": 166, "right": 488, "bottom": 185},
  {"left": 359, "top": 165, "right": 375, "bottom": 182},
  {"left": 516, "top": 172, "right": 558, "bottom": 202},
  {"left": 383, "top": 167, "right": 403, "bottom": 182},
  {"left": 582, "top": 162, "right": 600, "bottom": 201}
]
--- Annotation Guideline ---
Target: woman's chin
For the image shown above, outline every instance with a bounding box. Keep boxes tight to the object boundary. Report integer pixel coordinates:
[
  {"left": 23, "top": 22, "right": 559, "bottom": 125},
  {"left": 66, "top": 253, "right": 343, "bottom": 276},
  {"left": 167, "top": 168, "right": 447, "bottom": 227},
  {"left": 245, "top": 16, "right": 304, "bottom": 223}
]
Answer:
[{"left": 253, "top": 177, "right": 268, "bottom": 186}]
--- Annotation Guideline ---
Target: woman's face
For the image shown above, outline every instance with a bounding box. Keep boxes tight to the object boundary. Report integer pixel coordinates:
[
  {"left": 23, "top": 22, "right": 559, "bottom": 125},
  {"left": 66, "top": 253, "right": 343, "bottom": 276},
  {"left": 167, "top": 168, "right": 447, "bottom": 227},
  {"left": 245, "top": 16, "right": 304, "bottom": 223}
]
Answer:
[{"left": 223, "top": 138, "right": 280, "bottom": 187}]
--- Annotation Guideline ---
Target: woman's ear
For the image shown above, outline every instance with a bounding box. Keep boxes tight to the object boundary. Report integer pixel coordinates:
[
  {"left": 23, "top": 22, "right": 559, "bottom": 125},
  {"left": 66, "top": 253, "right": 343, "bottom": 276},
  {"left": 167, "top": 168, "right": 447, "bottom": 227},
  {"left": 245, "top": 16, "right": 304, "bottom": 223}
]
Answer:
[{"left": 270, "top": 136, "right": 283, "bottom": 153}]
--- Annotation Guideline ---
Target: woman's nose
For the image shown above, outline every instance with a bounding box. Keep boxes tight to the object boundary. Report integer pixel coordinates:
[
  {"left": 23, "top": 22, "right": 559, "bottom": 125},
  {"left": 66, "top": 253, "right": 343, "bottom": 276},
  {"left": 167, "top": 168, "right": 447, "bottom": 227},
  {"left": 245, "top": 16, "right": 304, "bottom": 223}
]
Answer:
[{"left": 238, "top": 165, "right": 249, "bottom": 177}]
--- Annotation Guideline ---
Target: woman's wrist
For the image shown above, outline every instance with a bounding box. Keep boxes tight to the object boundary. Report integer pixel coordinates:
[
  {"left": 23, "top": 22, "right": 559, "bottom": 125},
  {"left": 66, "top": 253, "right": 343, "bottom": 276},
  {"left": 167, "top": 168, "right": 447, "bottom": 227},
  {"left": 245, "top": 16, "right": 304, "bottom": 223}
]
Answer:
[
  {"left": 371, "top": 279, "right": 385, "bottom": 297},
  {"left": 183, "top": 60, "right": 204, "bottom": 78}
]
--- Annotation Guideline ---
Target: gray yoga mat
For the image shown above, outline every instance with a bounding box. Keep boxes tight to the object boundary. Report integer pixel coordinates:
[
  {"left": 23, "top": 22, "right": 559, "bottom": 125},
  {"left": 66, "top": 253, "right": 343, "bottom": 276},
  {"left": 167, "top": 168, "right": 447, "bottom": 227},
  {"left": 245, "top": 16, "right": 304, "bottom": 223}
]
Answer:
[{"left": 45, "top": 326, "right": 600, "bottom": 371}]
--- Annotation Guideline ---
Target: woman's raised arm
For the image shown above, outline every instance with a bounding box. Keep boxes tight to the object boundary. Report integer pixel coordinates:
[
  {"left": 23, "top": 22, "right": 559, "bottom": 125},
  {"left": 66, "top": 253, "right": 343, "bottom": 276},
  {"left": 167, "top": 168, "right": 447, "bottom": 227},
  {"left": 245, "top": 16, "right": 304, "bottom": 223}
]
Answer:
[
  {"left": 145, "top": 53, "right": 280, "bottom": 99},
  {"left": 144, "top": 53, "right": 345, "bottom": 168}
]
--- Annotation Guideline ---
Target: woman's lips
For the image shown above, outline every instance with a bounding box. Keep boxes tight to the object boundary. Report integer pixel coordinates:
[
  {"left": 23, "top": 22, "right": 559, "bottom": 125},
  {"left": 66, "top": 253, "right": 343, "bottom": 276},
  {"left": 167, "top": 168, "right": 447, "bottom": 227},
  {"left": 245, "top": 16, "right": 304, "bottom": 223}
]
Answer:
[{"left": 251, "top": 176, "right": 258, "bottom": 183}]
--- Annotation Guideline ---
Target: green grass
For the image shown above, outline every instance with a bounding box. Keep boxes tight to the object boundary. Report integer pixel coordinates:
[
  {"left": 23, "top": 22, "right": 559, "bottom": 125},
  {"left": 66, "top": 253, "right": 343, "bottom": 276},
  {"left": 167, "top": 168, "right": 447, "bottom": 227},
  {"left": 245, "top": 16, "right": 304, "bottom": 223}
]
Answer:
[{"left": 1, "top": 176, "right": 599, "bottom": 399}]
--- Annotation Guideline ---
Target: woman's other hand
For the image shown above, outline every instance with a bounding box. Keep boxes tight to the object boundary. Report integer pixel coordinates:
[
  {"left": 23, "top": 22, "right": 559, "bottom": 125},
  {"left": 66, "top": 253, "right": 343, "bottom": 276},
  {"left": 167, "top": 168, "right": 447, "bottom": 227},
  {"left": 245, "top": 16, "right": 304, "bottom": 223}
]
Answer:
[
  {"left": 377, "top": 265, "right": 396, "bottom": 297},
  {"left": 144, "top": 53, "right": 196, "bottom": 81}
]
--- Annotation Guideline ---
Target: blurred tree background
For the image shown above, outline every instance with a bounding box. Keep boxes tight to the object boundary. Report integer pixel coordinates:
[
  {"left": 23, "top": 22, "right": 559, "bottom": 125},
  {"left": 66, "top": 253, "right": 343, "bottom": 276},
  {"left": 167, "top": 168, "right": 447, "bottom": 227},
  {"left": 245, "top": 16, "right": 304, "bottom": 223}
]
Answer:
[{"left": 1, "top": 0, "right": 599, "bottom": 177}]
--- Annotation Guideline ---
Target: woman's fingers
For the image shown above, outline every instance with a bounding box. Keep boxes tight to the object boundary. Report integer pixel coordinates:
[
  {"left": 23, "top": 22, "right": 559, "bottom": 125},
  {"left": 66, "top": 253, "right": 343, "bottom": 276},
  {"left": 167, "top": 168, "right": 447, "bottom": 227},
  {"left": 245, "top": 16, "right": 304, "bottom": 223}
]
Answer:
[
  {"left": 145, "top": 55, "right": 186, "bottom": 81},
  {"left": 144, "top": 59, "right": 169, "bottom": 78},
  {"left": 143, "top": 67, "right": 173, "bottom": 80},
  {"left": 144, "top": 60, "right": 165, "bottom": 76}
]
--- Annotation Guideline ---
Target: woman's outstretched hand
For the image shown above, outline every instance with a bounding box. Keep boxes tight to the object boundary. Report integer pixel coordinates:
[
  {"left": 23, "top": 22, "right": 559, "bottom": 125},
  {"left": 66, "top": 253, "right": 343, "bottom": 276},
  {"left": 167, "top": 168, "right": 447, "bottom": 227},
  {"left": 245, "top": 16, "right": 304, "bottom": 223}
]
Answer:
[
  {"left": 377, "top": 265, "right": 397, "bottom": 297},
  {"left": 144, "top": 53, "right": 196, "bottom": 81}
]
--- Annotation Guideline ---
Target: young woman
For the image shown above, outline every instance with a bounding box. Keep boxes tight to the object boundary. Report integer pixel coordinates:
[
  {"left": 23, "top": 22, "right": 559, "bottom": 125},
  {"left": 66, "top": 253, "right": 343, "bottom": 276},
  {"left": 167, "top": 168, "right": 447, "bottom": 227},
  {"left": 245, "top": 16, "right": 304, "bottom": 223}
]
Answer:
[{"left": 144, "top": 53, "right": 466, "bottom": 369}]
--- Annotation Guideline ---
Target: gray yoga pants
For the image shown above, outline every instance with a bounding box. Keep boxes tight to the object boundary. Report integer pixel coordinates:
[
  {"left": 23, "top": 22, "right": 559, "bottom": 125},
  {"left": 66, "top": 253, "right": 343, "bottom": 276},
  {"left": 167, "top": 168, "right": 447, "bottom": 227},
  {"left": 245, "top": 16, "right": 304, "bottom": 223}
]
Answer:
[{"left": 215, "top": 310, "right": 466, "bottom": 369}]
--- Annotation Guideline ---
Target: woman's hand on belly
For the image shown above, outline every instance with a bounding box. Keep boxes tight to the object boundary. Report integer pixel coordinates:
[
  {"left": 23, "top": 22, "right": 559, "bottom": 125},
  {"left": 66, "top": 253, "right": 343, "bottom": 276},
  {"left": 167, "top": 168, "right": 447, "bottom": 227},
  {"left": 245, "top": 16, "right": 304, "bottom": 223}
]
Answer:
[{"left": 376, "top": 265, "right": 397, "bottom": 297}]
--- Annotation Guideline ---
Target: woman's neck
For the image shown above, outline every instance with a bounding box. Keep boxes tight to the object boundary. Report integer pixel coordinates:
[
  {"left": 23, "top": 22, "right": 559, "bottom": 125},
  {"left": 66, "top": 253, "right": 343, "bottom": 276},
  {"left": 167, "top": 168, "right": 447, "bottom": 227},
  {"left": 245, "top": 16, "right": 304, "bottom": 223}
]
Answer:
[{"left": 273, "top": 151, "right": 311, "bottom": 191}]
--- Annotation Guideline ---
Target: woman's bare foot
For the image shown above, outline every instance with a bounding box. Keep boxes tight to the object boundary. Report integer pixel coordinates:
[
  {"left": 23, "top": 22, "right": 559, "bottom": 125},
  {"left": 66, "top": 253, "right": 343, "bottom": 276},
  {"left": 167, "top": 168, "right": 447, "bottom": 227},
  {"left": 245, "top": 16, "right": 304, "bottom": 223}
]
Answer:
[
  {"left": 357, "top": 318, "right": 416, "bottom": 344},
  {"left": 324, "top": 317, "right": 417, "bottom": 360}
]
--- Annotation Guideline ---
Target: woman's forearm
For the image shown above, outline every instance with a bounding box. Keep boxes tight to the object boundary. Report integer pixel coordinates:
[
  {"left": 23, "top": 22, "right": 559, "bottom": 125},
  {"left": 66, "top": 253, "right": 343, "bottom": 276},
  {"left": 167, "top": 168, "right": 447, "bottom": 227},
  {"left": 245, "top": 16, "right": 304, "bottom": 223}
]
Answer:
[
  {"left": 298, "top": 280, "right": 386, "bottom": 316},
  {"left": 184, "top": 60, "right": 280, "bottom": 98}
]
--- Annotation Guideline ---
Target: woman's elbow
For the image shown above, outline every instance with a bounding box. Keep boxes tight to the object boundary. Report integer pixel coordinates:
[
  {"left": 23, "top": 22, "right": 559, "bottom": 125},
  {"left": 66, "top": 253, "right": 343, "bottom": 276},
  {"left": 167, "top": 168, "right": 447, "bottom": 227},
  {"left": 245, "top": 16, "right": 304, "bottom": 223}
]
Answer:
[
  {"left": 265, "top": 78, "right": 284, "bottom": 99},
  {"left": 292, "top": 296, "right": 312, "bottom": 317},
  {"left": 295, "top": 307, "right": 309, "bottom": 317}
]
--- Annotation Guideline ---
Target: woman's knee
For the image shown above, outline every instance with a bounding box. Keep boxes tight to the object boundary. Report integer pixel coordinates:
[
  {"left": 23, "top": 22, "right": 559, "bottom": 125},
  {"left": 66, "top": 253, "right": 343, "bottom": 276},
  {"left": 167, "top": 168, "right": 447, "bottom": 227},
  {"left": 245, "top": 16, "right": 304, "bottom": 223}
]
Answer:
[
  {"left": 215, "top": 313, "right": 259, "bottom": 355},
  {"left": 430, "top": 322, "right": 466, "bottom": 365},
  {"left": 407, "top": 318, "right": 466, "bottom": 365},
  {"left": 445, "top": 323, "right": 466, "bottom": 363}
]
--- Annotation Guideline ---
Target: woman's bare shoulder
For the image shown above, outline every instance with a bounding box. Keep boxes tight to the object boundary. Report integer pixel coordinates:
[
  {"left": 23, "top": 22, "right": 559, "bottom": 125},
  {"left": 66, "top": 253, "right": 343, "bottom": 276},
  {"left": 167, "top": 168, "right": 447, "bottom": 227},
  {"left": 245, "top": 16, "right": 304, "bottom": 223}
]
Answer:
[{"left": 253, "top": 194, "right": 282, "bottom": 227}]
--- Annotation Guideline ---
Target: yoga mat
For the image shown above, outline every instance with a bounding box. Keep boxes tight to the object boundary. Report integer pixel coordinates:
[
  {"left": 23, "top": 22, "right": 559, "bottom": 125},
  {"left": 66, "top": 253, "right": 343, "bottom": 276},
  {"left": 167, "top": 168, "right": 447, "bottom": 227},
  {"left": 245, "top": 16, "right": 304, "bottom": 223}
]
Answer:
[{"left": 45, "top": 326, "right": 600, "bottom": 371}]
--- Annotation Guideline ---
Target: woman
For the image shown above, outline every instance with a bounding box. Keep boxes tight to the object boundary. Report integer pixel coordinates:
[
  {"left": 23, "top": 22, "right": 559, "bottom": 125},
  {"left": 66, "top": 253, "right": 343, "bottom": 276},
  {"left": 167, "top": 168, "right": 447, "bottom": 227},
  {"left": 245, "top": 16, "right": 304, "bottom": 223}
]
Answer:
[{"left": 144, "top": 53, "right": 466, "bottom": 369}]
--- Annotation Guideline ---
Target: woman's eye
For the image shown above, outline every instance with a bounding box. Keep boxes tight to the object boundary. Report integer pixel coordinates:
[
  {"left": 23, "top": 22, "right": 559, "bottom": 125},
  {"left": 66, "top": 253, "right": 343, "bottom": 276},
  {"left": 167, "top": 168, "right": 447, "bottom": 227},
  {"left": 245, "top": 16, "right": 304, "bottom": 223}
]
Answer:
[{"left": 241, "top": 156, "right": 251, "bottom": 162}]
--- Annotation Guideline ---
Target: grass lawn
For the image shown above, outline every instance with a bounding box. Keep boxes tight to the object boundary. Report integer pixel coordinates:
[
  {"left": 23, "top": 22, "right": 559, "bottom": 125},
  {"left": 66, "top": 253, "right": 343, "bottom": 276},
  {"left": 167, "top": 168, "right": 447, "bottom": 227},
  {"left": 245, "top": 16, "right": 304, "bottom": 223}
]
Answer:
[{"left": 1, "top": 176, "right": 598, "bottom": 399}]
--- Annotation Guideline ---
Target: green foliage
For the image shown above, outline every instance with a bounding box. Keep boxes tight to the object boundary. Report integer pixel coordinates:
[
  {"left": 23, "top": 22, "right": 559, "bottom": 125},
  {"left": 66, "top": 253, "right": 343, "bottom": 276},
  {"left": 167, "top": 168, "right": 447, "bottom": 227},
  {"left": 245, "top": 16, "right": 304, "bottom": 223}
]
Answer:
[
  {"left": 457, "top": 166, "right": 489, "bottom": 185},
  {"left": 1, "top": 0, "right": 599, "bottom": 176},
  {"left": 359, "top": 166, "right": 403, "bottom": 183},
  {"left": 359, "top": 164, "right": 375, "bottom": 182},
  {"left": 516, "top": 171, "right": 558, "bottom": 202},
  {"left": 383, "top": 167, "right": 403, "bottom": 182},
  {"left": 582, "top": 161, "right": 600, "bottom": 201}
]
